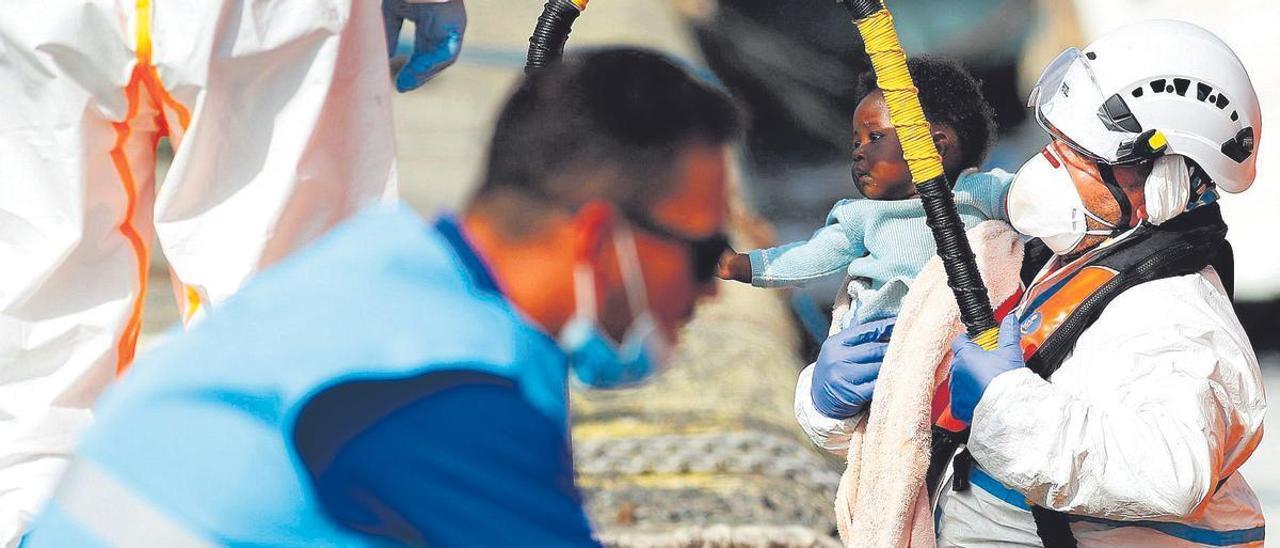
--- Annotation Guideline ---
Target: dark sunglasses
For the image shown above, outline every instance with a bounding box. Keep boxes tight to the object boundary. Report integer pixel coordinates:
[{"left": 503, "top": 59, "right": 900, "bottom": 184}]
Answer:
[{"left": 623, "top": 211, "right": 730, "bottom": 283}]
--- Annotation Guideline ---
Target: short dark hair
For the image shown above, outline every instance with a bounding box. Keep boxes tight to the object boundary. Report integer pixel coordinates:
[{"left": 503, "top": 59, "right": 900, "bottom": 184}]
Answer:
[
  {"left": 858, "top": 55, "right": 997, "bottom": 173},
  {"left": 471, "top": 48, "right": 742, "bottom": 235}
]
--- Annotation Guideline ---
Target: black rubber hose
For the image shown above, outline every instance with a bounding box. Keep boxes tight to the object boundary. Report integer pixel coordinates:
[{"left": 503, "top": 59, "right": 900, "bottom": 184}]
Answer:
[
  {"left": 917, "top": 177, "right": 998, "bottom": 337},
  {"left": 526, "top": 0, "right": 582, "bottom": 73},
  {"left": 839, "top": 0, "right": 1004, "bottom": 509},
  {"left": 837, "top": 0, "right": 886, "bottom": 21},
  {"left": 837, "top": 0, "right": 1000, "bottom": 338}
]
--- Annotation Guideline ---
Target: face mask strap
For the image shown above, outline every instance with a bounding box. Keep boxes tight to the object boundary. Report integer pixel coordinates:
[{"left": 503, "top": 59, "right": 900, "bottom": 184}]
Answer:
[
  {"left": 613, "top": 222, "right": 651, "bottom": 319},
  {"left": 1079, "top": 204, "right": 1117, "bottom": 229},
  {"left": 572, "top": 262, "right": 598, "bottom": 324}
]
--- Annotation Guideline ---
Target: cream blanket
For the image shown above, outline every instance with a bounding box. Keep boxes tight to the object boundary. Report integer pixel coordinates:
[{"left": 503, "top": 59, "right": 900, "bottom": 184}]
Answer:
[{"left": 833, "top": 221, "right": 1024, "bottom": 547}]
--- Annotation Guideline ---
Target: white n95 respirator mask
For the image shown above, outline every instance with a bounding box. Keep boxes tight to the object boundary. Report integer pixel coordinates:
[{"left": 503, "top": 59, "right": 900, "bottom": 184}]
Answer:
[{"left": 1007, "top": 145, "right": 1117, "bottom": 256}]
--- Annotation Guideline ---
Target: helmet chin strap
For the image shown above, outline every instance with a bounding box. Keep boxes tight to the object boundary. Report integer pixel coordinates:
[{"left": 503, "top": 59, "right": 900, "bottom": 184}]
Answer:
[{"left": 1096, "top": 163, "right": 1133, "bottom": 234}]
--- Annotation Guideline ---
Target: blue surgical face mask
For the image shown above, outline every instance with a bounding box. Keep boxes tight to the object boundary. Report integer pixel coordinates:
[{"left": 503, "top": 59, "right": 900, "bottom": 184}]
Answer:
[{"left": 560, "top": 223, "right": 673, "bottom": 390}]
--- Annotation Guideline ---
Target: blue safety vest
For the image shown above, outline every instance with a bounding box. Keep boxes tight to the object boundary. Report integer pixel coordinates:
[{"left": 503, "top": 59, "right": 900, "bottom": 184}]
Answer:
[{"left": 23, "top": 206, "right": 592, "bottom": 546}]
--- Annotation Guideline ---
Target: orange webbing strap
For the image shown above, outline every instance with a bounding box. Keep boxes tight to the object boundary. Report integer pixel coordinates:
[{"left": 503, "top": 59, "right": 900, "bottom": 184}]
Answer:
[
  {"left": 109, "top": 69, "right": 150, "bottom": 375},
  {"left": 113, "top": 0, "right": 197, "bottom": 373}
]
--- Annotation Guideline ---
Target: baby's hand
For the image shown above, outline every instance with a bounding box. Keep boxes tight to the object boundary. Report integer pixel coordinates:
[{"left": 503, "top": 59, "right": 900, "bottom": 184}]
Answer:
[{"left": 717, "top": 249, "right": 753, "bottom": 283}]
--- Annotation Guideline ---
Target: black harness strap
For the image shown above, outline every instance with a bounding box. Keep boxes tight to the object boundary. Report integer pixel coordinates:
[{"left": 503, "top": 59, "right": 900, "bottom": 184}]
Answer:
[
  {"left": 1097, "top": 163, "right": 1134, "bottom": 232},
  {"left": 1024, "top": 203, "right": 1228, "bottom": 379}
]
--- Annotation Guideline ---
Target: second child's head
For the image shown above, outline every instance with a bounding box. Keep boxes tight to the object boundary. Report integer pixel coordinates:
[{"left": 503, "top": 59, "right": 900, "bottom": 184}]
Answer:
[{"left": 851, "top": 55, "right": 997, "bottom": 200}]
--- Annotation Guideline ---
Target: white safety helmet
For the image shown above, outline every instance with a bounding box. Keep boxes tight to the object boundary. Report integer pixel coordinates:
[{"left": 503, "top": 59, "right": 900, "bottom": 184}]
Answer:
[{"left": 1028, "top": 20, "right": 1261, "bottom": 193}]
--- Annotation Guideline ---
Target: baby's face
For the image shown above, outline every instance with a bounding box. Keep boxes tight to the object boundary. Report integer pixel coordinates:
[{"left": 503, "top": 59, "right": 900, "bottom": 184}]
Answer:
[{"left": 851, "top": 90, "right": 917, "bottom": 200}]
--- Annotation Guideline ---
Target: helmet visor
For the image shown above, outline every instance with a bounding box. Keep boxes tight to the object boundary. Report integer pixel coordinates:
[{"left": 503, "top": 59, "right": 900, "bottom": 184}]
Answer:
[{"left": 1029, "top": 48, "right": 1145, "bottom": 165}]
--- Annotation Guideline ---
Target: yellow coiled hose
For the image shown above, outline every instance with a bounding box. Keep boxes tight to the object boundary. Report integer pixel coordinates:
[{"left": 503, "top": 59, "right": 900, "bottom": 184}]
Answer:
[
  {"left": 854, "top": 9, "right": 945, "bottom": 184},
  {"left": 854, "top": 9, "right": 999, "bottom": 349}
]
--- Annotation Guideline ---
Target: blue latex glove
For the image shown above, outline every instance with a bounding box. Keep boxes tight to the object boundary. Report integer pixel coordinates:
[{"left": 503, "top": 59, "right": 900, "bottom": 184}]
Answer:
[
  {"left": 949, "top": 314, "right": 1026, "bottom": 423},
  {"left": 383, "top": 0, "right": 467, "bottom": 93},
  {"left": 810, "top": 317, "right": 896, "bottom": 419}
]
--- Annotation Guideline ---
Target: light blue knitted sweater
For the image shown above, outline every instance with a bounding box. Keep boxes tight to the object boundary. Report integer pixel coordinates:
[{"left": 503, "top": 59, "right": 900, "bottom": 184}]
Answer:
[{"left": 748, "top": 169, "right": 1013, "bottom": 325}]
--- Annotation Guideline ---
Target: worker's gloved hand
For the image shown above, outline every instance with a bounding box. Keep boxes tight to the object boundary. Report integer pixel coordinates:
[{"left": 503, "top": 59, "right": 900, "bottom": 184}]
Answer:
[
  {"left": 383, "top": 0, "right": 467, "bottom": 93},
  {"left": 811, "top": 317, "right": 896, "bottom": 419},
  {"left": 949, "top": 314, "right": 1026, "bottom": 423}
]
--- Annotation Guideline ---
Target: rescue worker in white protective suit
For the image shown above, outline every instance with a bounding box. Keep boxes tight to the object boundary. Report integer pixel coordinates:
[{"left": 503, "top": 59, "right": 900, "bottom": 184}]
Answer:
[
  {"left": 0, "top": 1, "right": 464, "bottom": 543},
  {"left": 795, "top": 20, "right": 1266, "bottom": 546}
]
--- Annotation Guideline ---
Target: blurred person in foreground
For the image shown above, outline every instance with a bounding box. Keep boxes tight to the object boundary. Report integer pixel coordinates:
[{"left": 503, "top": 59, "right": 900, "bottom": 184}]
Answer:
[
  {"left": 21, "top": 48, "right": 739, "bottom": 547},
  {"left": 0, "top": 1, "right": 462, "bottom": 542},
  {"left": 798, "top": 20, "right": 1266, "bottom": 546}
]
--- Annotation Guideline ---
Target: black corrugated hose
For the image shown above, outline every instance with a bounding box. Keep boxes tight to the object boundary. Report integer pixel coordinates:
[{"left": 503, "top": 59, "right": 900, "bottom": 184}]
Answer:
[
  {"left": 833, "top": 0, "right": 1068, "bottom": 544},
  {"left": 839, "top": 0, "right": 886, "bottom": 20},
  {"left": 526, "top": 0, "right": 583, "bottom": 73},
  {"left": 916, "top": 177, "right": 999, "bottom": 336},
  {"left": 835, "top": 0, "right": 997, "bottom": 337}
]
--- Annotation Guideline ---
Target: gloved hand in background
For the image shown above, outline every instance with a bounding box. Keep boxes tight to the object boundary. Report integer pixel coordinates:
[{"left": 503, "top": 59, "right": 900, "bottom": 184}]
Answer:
[
  {"left": 383, "top": 0, "right": 467, "bottom": 93},
  {"left": 810, "top": 317, "right": 896, "bottom": 419},
  {"left": 948, "top": 314, "right": 1025, "bottom": 423}
]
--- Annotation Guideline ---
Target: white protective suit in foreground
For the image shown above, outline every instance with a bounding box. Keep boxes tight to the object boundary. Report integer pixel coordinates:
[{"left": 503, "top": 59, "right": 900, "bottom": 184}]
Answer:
[
  {"left": 797, "top": 266, "right": 1266, "bottom": 546},
  {"left": 0, "top": 2, "right": 397, "bottom": 543}
]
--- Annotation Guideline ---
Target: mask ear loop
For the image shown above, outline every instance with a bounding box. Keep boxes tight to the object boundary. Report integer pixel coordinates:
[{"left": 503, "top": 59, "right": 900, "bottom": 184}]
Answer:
[
  {"left": 572, "top": 262, "right": 598, "bottom": 324},
  {"left": 613, "top": 221, "right": 673, "bottom": 366},
  {"left": 613, "top": 222, "right": 651, "bottom": 318},
  {"left": 1096, "top": 163, "right": 1133, "bottom": 234},
  {"left": 1079, "top": 209, "right": 1117, "bottom": 233}
]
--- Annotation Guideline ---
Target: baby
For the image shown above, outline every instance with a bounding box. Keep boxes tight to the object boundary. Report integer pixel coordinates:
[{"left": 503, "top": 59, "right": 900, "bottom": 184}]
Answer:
[{"left": 721, "top": 55, "right": 1012, "bottom": 330}]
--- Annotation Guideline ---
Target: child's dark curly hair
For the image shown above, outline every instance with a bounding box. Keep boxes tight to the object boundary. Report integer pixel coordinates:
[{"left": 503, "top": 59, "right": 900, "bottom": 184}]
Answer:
[{"left": 858, "top": 55, "right": 997, "bottom": 173}]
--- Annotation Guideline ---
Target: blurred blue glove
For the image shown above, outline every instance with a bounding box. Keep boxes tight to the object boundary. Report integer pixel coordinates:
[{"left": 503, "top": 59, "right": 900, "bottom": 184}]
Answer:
[
  {"left": 383, "top": 0, "right": 467, "bottom": 93},
  {"left": 949, "top": 314, "right": 1026, "bottom": 423},
  {"left": 811, "top": 317, "right": 896, "bottom": 419}
]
